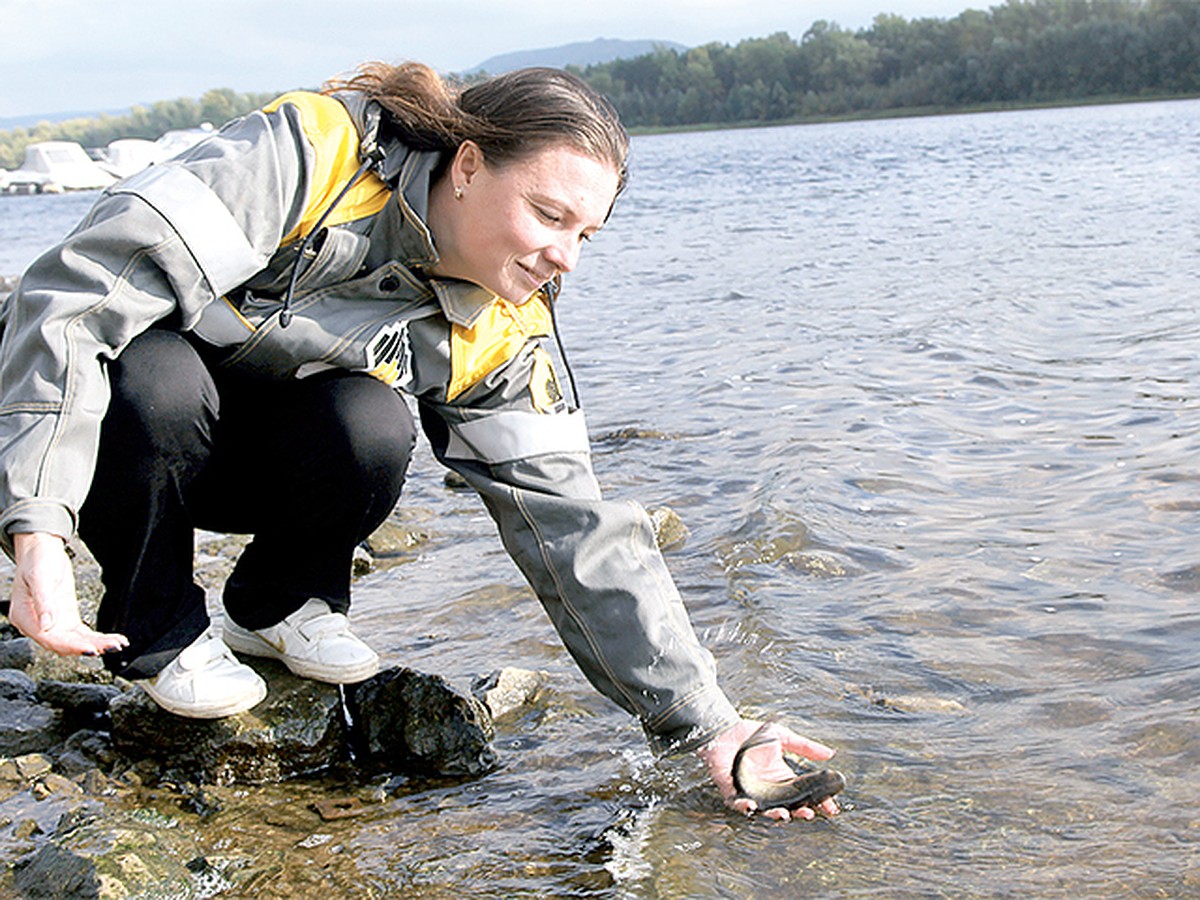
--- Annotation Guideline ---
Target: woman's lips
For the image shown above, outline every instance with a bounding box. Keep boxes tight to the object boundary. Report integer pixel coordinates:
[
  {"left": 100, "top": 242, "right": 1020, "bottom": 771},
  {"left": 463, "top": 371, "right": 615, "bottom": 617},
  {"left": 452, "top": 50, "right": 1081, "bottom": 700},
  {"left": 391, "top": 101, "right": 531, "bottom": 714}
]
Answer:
[{"left": 517, "top": 261, "right": 553, "bottom": 288}]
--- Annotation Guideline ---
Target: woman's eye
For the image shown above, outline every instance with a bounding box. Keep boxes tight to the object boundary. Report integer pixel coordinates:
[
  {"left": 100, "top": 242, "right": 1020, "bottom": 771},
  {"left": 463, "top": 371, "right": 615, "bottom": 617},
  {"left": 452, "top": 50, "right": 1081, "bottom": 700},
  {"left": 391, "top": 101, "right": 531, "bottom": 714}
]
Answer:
[{"left": 534, "top": 205, "right": 560, "bottom": 223}]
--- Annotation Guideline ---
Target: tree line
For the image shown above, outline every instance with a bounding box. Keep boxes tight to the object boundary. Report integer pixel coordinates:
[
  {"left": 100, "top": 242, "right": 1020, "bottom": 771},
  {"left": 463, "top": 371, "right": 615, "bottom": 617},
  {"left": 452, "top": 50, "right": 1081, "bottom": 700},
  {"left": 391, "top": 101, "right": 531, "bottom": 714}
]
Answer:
[
  {"left": 578, "top": 0, "right": 1190, "bottom": 128},
  {"left": 579, "top": 0, "right": 1199, "bottom": 128},
  {"left": 0, "top": 89, "right": 278, "bottom": 170},
  {"left": 2, "top": 0, "right": 1197, "bottom": 170}
]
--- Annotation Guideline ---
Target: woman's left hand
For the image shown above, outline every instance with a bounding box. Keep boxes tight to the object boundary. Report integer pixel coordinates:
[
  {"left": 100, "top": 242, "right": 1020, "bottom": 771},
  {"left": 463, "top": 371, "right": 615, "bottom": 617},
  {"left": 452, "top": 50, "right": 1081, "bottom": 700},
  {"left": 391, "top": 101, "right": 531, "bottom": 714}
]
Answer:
[{"left": 696, "top": 718, "right": 840, "bottom": 821}]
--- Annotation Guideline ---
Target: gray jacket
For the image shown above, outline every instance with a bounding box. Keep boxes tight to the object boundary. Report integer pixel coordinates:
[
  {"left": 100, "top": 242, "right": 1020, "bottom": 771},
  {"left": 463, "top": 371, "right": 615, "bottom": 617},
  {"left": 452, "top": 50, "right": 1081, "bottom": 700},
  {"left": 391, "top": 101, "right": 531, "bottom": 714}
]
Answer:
[{"left": 0, "top": 90, "right": 739, "bottom": 754}]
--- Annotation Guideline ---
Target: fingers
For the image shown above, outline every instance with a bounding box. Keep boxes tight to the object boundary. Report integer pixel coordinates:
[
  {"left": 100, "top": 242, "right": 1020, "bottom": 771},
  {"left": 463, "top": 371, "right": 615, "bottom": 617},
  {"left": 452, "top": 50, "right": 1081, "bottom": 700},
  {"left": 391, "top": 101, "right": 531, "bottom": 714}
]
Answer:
[
  {"left": 774, "top": 725, "right": 836, "bottom": 762},
  {"left": 33, "top": 623, "right": 128, "bottom": 658},
  {"left": 732, "top": 797, "right": 757, "bottom": 817},
  {"left": 749, "top": 801, "right": 834, "bottom": 823},
  {"left": 7, "top": 531, "right": 128, "bottom": 658}
]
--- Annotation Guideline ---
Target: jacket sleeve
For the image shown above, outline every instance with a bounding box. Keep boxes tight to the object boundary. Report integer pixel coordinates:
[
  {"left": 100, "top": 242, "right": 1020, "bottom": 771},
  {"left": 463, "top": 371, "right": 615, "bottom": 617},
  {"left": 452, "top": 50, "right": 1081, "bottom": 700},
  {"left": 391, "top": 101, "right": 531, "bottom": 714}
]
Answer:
[
  {"left": 418, "top": 352, "right": 741, "bottom": 755},
  {"left": 0, "top": 102, "right": 318, "bottom": 555}
]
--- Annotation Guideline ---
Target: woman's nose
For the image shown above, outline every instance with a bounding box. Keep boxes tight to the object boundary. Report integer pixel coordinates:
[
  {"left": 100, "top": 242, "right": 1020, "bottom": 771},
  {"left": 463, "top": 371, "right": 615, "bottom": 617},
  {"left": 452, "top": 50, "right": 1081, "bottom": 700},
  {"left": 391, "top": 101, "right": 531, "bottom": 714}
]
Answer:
[{"left": 544, "top": 236, "right": 580, "bottom": 274}]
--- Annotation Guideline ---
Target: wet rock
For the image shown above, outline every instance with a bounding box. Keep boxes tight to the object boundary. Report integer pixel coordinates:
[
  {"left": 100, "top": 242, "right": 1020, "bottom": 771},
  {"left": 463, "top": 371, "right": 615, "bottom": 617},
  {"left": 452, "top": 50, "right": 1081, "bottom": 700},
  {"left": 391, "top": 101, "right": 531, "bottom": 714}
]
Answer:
[
  {"left": 14, "top": 753, "right": 54, "bottom": 781},
  {"left": 443, "top": 469, "right": 470, "bottom": 490},
  {"left": 37, "top": 680, "right": 121, "bottom": 731},
  {"left": 55, "top": 729, "right": 118, "bottom": 779},
  {"left": 0, "top": 637, "right": 35, "bottom": 670},
  {"left": 594, "top": 426, "right": 677, "bottom": 444},
  {"left": 31, "top": 771, "right": 83, "bottom": 800},
  {"left": 0, "top": 755, "right": 40, "bottom": 801},
  {"left": 349, "top": 667, "right": 498, "bottom": 776},
  {"left": 0, "top": 698, "right": 64, "bottom": 757},
  {"left": 848, "top": 684, "right": 968, "bottom": 715},
  {"left": 12, "top": 817, "right": 42, "bottom": 839},
  {"left": 717, "top": 510, "right": 812, "bottom": 570},
  {"left": 646, "top": 506, "right": 689, "bottom": 551},
  {"left": 0, "top": 668, "right": 38, "bottom": 702},
  {"left": 9, "top": 807, "right": 204, "bottom": 899},
  {"left": 77, "top": 768, "right": 119, "bottom": 797},
  {"left": 311, "top": 795, "right": 368, "bottom": 821},
  {"left": 363, "top": 519, "right": 431, "bottom": 557},
  {"left": 109, "top": 661, "right": 346, "bottom": 786},
  {"left": 881, "top": 694, "right": 968, "bottom": 715},
  {"left": 783, "top": 552, "right": 848, "bottom": 577},
  {"left": 471, "top": 667, "right": 548, "bottom": 719},
  {"left": 352, "top": 543, "right": 374, "bottom": 576}
]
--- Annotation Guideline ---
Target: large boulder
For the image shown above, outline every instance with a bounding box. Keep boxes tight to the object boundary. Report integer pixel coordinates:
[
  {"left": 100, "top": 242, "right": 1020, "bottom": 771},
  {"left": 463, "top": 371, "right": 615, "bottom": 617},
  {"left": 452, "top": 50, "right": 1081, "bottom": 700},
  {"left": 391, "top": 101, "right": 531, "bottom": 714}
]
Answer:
[
  {"left": 109, "top": 660, "right": 346, "bottom": 785},
  {"left": 348, "top": 667, "right": 497, "bottom": 776}
]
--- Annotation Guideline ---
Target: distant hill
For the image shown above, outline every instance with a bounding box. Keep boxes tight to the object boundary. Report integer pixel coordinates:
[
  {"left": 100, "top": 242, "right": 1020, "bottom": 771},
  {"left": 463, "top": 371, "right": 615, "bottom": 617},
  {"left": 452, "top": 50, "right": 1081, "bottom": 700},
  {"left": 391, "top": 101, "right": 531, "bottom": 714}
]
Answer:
[
  {"left": 0, "top": 107, "right": 133, "bottom": 130},
  {"left": 469, "top": 38, "right": 688, "bottom": 75}
]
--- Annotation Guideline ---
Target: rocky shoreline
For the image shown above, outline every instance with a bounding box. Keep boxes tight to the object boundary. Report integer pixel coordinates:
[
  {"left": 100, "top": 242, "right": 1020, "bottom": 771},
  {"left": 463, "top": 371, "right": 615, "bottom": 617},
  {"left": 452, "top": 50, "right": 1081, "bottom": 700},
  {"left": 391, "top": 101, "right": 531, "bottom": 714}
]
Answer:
[{"left": 0, "top": 508, "right": 686, "bottom": 897}]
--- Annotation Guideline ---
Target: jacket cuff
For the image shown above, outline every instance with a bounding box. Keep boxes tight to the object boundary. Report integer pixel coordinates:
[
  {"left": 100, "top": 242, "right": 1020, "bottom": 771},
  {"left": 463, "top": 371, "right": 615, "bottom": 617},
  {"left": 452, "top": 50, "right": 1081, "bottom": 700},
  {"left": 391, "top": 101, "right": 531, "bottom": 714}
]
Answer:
[
  {"left": 0, "top": 500, "right": 76, "bottom": 560},
  {"left": 642, "top": 686, "right": 741, "bottom": 757}
]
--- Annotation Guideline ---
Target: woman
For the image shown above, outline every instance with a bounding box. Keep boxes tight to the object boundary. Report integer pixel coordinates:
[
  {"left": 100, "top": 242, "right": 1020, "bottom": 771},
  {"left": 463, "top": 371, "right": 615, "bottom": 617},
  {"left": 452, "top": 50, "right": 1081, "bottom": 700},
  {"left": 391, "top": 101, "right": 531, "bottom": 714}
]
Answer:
[{"left": 0, "top": 63, "right": 837, "bottom": 820}]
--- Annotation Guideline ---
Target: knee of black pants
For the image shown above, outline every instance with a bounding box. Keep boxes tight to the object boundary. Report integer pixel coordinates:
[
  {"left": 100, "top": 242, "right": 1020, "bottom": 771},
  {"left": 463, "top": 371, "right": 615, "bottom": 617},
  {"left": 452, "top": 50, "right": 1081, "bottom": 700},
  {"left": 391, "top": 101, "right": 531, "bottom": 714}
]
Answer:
[
  {"left": 102, "top": 330, "right": 218, "bottom": 468},
  {"left": 290, "top": 373, "right": 417, "bottom": 528},
  {"left": 324, "top": 374, "right": 416, "bottom": 474}
]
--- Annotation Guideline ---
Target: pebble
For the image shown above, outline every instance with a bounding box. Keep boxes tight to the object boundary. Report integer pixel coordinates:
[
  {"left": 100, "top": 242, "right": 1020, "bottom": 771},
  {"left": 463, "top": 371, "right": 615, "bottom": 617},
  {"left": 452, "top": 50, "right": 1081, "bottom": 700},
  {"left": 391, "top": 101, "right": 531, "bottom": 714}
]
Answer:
[
  {"left": 15, "top": 753, "right": 53, "bottom": 780},
  {"left": 12, "top": 818, "right": 42, "bottom": 839}
]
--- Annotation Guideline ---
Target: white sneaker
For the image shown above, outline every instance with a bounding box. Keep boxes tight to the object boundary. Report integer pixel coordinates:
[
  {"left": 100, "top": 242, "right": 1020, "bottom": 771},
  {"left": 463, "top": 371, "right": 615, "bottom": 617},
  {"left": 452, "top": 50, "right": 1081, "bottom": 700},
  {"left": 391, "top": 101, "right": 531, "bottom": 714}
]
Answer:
[
  {"left": 139, "top": 629, "right": 267, "bottom": 718},
  {"left": 222, "top": 599, "right": 380, "bottom": 684}
]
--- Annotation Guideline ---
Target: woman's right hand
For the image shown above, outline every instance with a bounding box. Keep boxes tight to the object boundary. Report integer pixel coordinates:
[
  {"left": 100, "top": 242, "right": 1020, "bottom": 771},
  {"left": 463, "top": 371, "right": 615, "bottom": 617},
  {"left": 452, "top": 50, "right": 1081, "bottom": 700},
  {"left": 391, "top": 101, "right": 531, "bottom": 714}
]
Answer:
[{"left": 8, "top": 532, "right": 128, "bottom": 657}]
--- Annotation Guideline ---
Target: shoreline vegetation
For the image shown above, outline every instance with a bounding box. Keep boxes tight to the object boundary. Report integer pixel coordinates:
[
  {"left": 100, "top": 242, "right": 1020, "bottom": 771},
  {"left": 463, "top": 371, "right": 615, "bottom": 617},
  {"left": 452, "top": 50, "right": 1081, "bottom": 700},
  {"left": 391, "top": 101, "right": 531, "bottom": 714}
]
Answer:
[
  {"left": 2, "top": 0, "right": 1198, "bottom": 169},
  {"left": 623, "top": 89, "right": 1200, "bottom": 136}
]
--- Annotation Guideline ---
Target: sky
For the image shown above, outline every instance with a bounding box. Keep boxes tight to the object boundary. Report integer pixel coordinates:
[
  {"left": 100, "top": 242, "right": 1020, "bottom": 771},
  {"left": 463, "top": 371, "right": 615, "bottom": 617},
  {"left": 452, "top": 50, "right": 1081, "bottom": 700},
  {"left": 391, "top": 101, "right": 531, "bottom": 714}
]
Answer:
[{"left": 2, "top": 0, "right": 979, "bottom": 120}]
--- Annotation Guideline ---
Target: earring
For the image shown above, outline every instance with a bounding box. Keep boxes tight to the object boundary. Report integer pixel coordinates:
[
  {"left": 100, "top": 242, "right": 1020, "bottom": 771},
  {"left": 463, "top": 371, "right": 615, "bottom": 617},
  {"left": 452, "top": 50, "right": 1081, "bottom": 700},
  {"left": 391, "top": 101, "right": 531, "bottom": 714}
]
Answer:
[{"left": 454, "top": 186, "right": 464, "bottom": 200}]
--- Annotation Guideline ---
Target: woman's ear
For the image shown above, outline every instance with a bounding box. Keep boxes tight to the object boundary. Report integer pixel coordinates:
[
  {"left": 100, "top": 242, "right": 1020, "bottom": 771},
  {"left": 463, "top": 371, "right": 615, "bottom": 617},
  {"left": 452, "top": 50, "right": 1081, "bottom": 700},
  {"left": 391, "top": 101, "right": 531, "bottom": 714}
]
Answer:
[{"left": 453, "top": 140, "right": 485, "bottom": 189}]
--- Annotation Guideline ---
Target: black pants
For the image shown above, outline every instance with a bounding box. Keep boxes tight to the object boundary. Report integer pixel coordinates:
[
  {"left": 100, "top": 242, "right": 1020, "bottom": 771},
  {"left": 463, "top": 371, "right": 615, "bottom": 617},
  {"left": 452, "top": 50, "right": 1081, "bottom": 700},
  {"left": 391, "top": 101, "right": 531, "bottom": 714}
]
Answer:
[{"left": 78, "top": 330, "right": 415, "bottom": 679}]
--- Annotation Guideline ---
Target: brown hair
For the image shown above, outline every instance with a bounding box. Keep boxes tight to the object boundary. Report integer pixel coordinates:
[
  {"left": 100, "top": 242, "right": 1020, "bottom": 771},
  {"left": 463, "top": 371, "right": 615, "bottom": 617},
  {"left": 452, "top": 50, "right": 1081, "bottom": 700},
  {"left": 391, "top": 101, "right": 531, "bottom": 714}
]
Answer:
[{"left": 325, "top": 62, "right": 629, "bottom": 193}]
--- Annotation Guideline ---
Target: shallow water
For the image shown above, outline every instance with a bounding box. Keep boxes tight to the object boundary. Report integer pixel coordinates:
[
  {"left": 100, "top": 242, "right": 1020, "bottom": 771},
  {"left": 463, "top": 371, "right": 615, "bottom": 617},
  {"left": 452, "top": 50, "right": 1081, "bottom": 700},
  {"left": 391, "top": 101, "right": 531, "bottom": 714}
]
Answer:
[{"left": 2, "top": 99, "right": 1198, "bottom": 897}]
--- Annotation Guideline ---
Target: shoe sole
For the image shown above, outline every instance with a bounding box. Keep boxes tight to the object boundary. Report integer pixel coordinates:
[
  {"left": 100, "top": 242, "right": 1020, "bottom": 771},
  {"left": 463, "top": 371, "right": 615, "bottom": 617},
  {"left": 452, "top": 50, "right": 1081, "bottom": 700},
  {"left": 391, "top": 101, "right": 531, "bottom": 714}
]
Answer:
[
  {"left": 140, "top": 678, "right": 267, "bottom": 719},
  {"left": 222, "top": 628, "right": 380, "bottom": 684}
]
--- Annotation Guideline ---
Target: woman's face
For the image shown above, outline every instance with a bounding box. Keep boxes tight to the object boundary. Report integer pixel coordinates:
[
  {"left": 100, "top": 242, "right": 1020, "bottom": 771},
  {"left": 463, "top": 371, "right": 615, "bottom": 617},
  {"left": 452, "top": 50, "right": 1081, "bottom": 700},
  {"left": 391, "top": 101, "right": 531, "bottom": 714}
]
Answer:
[{"left": 431, "top": 141, "right": 621, "bottom": 303}]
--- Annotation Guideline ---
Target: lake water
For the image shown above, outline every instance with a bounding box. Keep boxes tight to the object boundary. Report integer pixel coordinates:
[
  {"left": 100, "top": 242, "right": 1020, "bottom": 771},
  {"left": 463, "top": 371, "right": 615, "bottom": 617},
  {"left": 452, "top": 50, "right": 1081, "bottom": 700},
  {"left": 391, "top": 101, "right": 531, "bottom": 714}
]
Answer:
[{"left": 2, "top": 99, "right": 1198, "bottom": 897}]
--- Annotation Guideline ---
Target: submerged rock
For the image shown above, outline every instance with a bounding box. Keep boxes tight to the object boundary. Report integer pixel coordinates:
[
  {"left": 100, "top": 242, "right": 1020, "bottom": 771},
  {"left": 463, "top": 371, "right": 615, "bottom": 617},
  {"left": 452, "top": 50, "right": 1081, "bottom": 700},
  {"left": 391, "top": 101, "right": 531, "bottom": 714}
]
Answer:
[
  {"left": 362, "top": 519, "right": 431, "bottom": 557},
  {"left": 10, "top": 807, "right": 206, "bottom": 899},
  {"left": 471, "top": 667, "right": 548, "bottom": 719},
  {"left": 646, "top": 506, "right": 689, "bottom": 551},
  {"left": 593, "top": 426, "right": 678, "bottom": 444},
  {"left": 349, "top": 667, "right": 497, "bottom": 776},
  {"left": 110, "top": 660, "right": 346, "bottom": 786},
  {"left": 782, "top": 552, "right": 848, "bottom": 577},
  {"left": 879, "top": 694, "right": 968, "bottom": 715},
  {"left": 848, "top": 683, "right": 968, "bottom": 716}
]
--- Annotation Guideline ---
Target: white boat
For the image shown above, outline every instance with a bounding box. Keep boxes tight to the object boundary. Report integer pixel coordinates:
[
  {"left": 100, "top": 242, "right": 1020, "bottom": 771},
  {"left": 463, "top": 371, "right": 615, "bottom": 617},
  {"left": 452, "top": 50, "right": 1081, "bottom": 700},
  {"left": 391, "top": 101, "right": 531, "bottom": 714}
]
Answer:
[
  {"left": 98, "top": 138, "right": 167, "bottom": 179},
  {"left": 4, "top": 141, "right": 116, "bottom": 193},
  {"left": 155, "top": 124, "right": 216, "bottom": 159}
]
